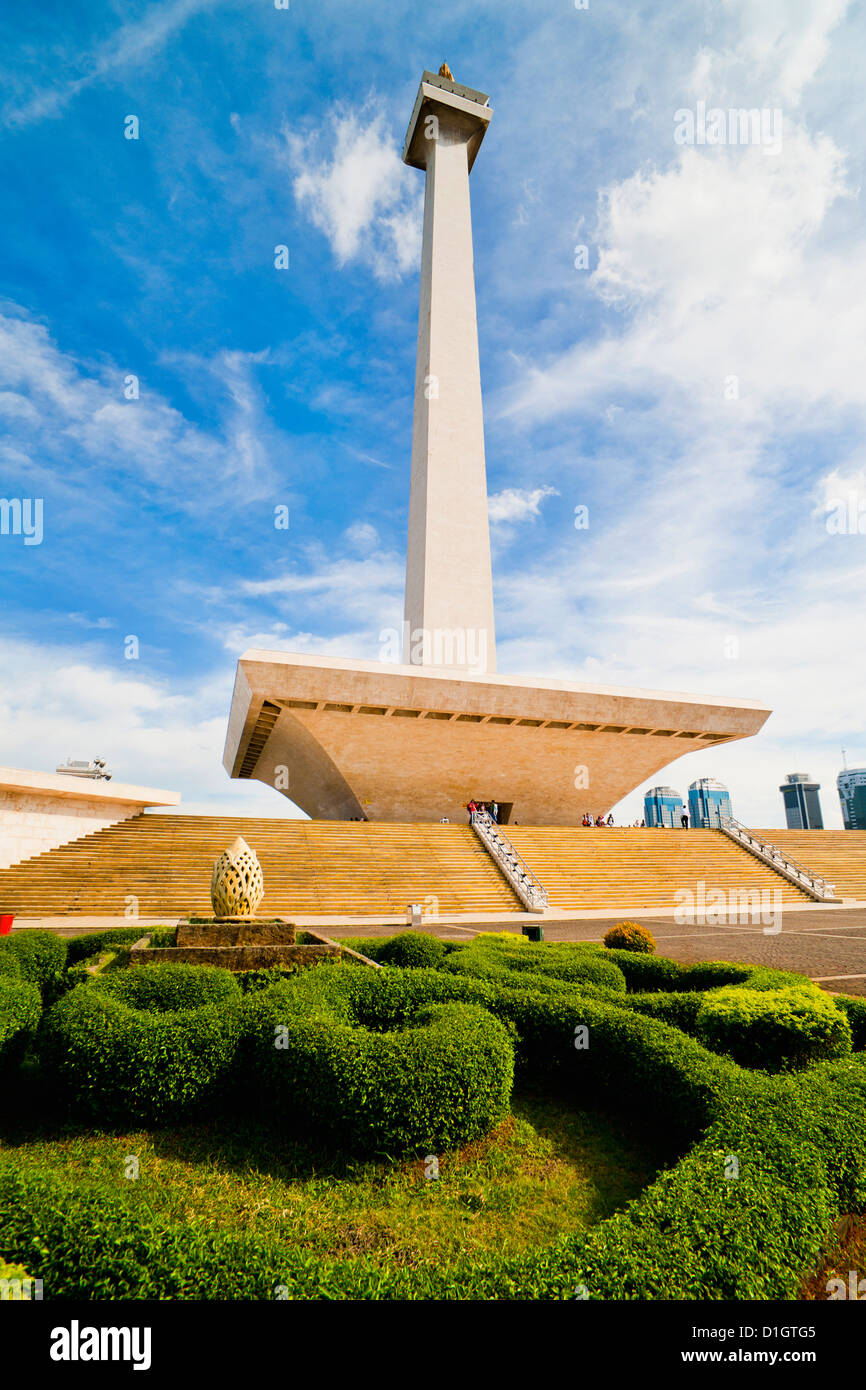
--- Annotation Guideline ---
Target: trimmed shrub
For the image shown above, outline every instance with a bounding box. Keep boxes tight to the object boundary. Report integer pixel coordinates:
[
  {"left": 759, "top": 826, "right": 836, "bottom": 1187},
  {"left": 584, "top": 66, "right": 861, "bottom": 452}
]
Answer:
[
  {"left": 376, "top": 932, "right": 447, "bottom": 970},
  {"left": 678, "top": 961, "right": 751, "bottom": 991},
  {"left": 0, "top": 945, "right": 21, "bottom": 982},
  {"left": 40, "top": 964, "right": 244, "bottom": 1123},
  {"left": 603, "top": 921, "right": 656, "bottom": 954},
  {"left": 695, "top": 985, "right": 853, "bottom": 1071},
  {"left": 64, "top": 926, "right": 175, "bottom": 967},
  {"left": 1, "top": 931, "right": 67, "bottom": 990},
  {"left": 444, "top": 937, "right": 627, "bottom": 995},
  {"left": 834, "top": 994, "right": 866, "bottom": 1051},
  {"left": 0, "top": 977, "right": 41, "bottom": 1065},
  {"left": 7, "top": 961, "right": 866, "bottom": 1301},
  {"left": 599, "top": 949, "right": 682, "bottom": 992},
  {"left": 620, "top": 989, "right": 704, "bottom": 1033},
  {"left": 243, "top": 975, "right": 513, "bottom": 1154},
  {"left": 91, "top": 961, "right": 241, "bottom": 1012}
]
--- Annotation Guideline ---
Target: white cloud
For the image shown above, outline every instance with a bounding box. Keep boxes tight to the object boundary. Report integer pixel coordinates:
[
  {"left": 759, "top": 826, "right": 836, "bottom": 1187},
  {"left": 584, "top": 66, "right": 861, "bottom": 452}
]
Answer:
[
  {"left": 0, "top": 634, "right": 306, "bottom": 818},
  {"left": 0, "top": 306, "right": 281, "bottom": 505},
  {"left": 488, "top": 486, "right": 559, "bottom": 525},
  {"left": 286, "top": 110, "right": 422, "bottom": 281}
]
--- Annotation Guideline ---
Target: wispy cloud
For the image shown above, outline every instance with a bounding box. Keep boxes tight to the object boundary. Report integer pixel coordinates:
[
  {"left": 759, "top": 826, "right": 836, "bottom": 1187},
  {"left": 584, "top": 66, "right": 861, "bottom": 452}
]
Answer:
[
  {"left": 285, "top": 107, "right": 423, "bottom": 281},
  {"left": 2, "top": 0, "right": 225, "bottom": 130}
]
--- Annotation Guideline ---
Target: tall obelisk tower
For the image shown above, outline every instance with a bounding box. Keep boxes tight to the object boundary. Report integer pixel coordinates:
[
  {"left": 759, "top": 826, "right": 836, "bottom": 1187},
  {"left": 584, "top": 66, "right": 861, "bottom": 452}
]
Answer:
[{"left": 401, "top": 66, "right": 496, "bottom": 673}]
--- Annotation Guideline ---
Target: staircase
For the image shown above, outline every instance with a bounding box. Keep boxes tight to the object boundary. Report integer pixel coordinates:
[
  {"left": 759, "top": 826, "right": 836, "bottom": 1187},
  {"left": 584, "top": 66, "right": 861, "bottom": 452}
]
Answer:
[
  {"left": 471, "top": 811, "right": 549, "bottom": 911},
  {"left": 0, "top": 818, "right": 835, "bottom": 921},
  {"left": 505, "top": 827, "right": 813, "bottom": 911},
  {"left": 756, "top": 831, "right": 866, "bottom": 901},
  {"left": 0, "top": 816, "right": 523, "bottom": 918}
]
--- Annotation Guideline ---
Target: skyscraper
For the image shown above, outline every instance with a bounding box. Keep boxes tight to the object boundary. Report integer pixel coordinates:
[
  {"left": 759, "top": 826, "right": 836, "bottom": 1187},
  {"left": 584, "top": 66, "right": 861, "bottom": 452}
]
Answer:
[
  {"left": 780, "top": 773, "right": 824, "bottom": 829},
  {"left": 644, "top": 786, "right": 683, "bottom": 828},
  {"left": 688, "top": 777, "right": 732, "bottom": 829},
  {"left": 837, "top": 768, "right": 866, "bottom": 829}
]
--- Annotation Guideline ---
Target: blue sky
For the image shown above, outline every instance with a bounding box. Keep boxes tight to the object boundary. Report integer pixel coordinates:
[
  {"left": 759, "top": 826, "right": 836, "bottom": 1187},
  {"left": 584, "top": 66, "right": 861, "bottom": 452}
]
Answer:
[{"left": 0, "top": 0, "right": 864, "bottom": 826}]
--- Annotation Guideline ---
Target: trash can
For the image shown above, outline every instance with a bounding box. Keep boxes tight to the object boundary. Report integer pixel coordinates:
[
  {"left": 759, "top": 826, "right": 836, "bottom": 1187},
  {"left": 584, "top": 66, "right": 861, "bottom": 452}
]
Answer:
[{"left": 0, "top": 914, "right": 14, "bottom": 936}]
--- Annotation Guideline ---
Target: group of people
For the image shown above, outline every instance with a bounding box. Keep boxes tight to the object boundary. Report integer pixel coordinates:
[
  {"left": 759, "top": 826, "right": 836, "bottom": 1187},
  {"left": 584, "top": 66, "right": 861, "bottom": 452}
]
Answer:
[
  {"left": 467, "top": 799, "right": 500, "bottom": 824},
  {"left": 582, "top": 812, "right": 615, "bottom": 826}
]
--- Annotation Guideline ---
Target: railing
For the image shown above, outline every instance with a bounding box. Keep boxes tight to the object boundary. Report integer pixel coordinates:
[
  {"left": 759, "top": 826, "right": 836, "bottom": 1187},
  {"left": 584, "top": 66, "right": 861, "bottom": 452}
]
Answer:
[
  {"left": 471, "top": 810, "right": 549, "bottom": 911},
  {"left": 717, "top": 815, "right": 839, "bottom": 902}
]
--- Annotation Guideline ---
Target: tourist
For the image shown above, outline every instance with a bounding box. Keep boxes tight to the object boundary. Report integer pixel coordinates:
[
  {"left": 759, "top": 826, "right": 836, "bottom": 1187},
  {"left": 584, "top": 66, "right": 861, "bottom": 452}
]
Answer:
[
  {"left": 681, "top": 808, "right": 689, "bottom": 829},
  {"left": 607, "top": 813, "right": 614, "bottom": 827}
]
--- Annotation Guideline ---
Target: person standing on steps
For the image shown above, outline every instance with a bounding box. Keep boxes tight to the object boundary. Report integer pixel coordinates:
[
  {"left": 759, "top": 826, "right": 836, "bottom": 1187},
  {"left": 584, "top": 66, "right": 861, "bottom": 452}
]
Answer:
[{"left": 681, "top": 806, "right": 689, "bottom": 828}]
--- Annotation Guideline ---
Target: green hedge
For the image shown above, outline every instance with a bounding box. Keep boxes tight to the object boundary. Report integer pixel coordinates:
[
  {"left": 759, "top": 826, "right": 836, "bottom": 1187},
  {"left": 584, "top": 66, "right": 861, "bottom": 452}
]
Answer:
[
  {"left": 0, "top": 977, "right": 41, "bottom": 1065},
  {"left": 40, "top": 963, "right": 245, "bottom": 1124},
  {"left": 443, "top": 937, "right": 627, "bottom": 995},
  {"left": 7, "top": 936, "right": 866, "bottom": 1299},
  {"left": 6, "top": 999, "right": 864, "bottom": 1300},
  {"left": 376, "top": 932, "right": 447, "bottom": 970},
  {"left": 0, "top": 947, "right": 21, "bottom": 982},
  {"left": 695, "top": 985, "right": 852, "bottom": 1071},
  {"left": 835, "top": 994, "right": 866, "bottom": 1050},
  {"left": 241, "top": 971, "right": 513, "bottom": 1154},
  {"left": 0, "top": 931, "right": 67, "bottom": 990}
]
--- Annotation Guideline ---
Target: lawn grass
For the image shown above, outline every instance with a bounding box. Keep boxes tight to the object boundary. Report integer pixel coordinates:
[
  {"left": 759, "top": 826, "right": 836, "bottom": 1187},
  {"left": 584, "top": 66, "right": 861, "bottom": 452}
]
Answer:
[{"left": 0, "top": 1089, "right": 669, "bottom": 1269}]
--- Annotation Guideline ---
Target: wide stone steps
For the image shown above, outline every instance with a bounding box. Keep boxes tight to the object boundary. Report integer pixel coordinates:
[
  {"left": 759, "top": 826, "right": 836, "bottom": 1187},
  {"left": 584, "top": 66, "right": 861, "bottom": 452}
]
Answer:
[
  {"left": 0, "top": 815, "right": 523, "bottom": 917},
  {"left": 0, "top": 816, "right": 830, "bottom": 919},
  {"left": 507, "top": 827, "right": 813, "bottom": 909},
  {"left": 758, "top": 830, "right": 866, "bottom": 900}
]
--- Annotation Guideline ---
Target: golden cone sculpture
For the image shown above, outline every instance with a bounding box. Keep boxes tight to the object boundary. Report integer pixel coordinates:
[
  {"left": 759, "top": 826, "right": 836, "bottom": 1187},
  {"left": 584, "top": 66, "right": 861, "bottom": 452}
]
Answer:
[{"left": 210, "top": 836, "right": 264, "bottom": 918}]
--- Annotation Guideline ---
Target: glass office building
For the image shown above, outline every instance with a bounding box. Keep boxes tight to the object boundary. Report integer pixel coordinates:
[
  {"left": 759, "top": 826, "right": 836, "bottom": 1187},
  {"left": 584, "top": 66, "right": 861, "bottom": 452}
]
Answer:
[
  {"left": 837, "top": 768, "right": 866, "bottom": 830},
  {"left": 688, "top": 778, "right": 732, "bottom": 829},
  {"left": 780, "top": 773, "right": 824, "bottom": 830},
  {"left": 644, "top": 786, "right": 684, "bottom": 828}
]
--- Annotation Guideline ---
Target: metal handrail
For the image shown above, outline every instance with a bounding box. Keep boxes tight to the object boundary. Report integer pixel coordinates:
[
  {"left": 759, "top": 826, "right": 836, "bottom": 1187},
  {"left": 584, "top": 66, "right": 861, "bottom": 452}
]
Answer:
[
  {"left": 471, "top": 811, "right": 549, "bottom": 911},
  {"left": 718, "top": 815, "right": 837, "bottom": 900}
]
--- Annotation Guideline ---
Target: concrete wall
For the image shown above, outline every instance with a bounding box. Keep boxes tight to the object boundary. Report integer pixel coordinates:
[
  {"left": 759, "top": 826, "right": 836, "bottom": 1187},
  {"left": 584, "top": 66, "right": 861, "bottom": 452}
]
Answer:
[
  {"left": 0, "top": 768, "right": 180, "bottom": 871},
  {"left": 0, "top": 791, "right": 143, "bottom": 870}
]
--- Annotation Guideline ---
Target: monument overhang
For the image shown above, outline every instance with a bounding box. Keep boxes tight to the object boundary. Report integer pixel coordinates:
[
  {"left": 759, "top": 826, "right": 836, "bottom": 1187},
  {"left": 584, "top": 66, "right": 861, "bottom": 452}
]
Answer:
[
  {"left": 402, "top": 71, "right": 491, "bottom": 171},
  {"left": 223, "top": 650, "right": 771, "bottom": 825}
]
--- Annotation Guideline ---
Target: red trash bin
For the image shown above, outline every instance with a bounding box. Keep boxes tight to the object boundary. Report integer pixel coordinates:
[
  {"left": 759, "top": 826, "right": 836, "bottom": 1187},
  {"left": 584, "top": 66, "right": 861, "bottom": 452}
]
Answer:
[{"left": 0, "top": 915, "right": 14, "bottom": 935}]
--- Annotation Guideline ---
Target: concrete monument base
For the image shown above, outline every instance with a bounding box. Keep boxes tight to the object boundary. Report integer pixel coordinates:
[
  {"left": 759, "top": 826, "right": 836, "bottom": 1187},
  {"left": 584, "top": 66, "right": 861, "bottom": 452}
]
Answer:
[{"left": 223, "top": 650, "right": 770, "bottom": 825}]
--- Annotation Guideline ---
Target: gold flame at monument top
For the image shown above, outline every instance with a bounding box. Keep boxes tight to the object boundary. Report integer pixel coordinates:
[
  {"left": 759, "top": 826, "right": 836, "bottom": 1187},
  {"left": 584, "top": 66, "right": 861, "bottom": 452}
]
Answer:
[{"left": 210, "top": 836, "right": 264, "bottom": 918}]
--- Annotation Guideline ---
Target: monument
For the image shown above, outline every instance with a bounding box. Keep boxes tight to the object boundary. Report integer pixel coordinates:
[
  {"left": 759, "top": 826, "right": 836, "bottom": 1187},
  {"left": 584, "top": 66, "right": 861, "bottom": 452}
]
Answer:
[{"left": 223, "top": 67, "right": 770, "bottom": 825}]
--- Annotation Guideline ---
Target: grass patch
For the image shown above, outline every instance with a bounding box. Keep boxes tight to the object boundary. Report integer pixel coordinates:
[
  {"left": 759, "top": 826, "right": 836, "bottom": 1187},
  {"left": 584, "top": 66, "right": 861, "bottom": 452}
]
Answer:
[{"left": 0, "top": 1091, "right": 666, "bottom": 1269}]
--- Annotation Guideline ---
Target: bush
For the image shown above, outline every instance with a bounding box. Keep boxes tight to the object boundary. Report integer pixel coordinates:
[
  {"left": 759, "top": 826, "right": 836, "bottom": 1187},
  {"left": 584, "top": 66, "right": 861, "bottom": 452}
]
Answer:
[
  {"left": 443, "top": 936, "right": 627, "bottom": 995},
  {"left": 834, "top": 995, "right": 866, "bottom": 1051},
  {"left": 91, "top": 961, "right": 241, "bottom": 1012},
  {"left": 695, "top": 985, "right": 852, "bottom": 1071},
  {"left": 0, "top": 945, "right": 21, "bottom": 982},
  {"left": 620, "top": 990, "right": 704, "bottom": 1034},
  {"left": 64, "top": 926, "right": 175, "bottom": 967},
  {"left": 242, "top": 972, "right": 513, "bottom": 1154},
  {"left": 40, "top": 964, "right": 244, "bottom": 1123},
  {"left": 8, "top": 955, "right": 866, "bottom": 1302},
  {"left": 599, "top": 949, "right": 682, "bottom": 992},
  {"left": 0, "top": 977, "right": 41, "bottom": 1065},
  {"left": 603, "top": 921, "right": 656, "bottom": 953},
  {"left": 1, "top": 931, "right": 67, "bottom": 990},
  {"left": 678, "top": 962, "right": 752, "bottom": 991},
  {"left": 376, "top": 932, "right": 447, "bottom": 970}
]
